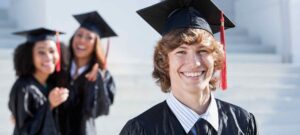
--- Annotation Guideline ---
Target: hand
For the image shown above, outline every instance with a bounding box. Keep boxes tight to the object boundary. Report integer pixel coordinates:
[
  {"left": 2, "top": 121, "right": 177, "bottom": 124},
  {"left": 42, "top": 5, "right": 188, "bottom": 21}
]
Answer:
[
  {"left": 10, "top": 115, "right": 15, "bottom": 125},
  {"left": 85, "top": 63, "right": 99, "bottom": 81},
  {"left": 48, "top": 87, "right": 69, "bottom": 110}
]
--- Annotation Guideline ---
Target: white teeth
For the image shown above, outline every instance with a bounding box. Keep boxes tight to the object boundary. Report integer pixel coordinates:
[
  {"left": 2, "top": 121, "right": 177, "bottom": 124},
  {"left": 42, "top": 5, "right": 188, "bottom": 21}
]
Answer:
[
  {"left": 78, "top": 45, "right": 85, "bottom": 49},
  {"left": 183, "top": 72, "right": 202, "bottom": 77},
  {"left": 42, "top": 62, "right": 54, "bottom": 67}
]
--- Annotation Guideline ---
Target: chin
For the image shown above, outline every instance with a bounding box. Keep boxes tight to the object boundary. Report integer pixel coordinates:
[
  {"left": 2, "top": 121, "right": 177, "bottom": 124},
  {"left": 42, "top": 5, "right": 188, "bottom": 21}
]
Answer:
[
  {"left": 74, "top": 53, "right": 88, "bottom": 59},
  {"left": 43, "top": 68, "right": 55, "bottom": 75}
]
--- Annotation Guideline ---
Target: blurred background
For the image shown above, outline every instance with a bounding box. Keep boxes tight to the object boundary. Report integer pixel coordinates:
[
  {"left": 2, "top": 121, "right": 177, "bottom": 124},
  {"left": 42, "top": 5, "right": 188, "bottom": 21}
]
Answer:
[{"left": 0, "top": 0, "right": 300, "bottom": 134}]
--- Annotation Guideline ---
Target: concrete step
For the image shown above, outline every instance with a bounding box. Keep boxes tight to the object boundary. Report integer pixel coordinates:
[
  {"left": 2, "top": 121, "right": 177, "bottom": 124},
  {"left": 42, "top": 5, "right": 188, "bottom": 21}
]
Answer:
[
  {"left": 0, "top": 39, "right": 23, "bottom": 49},
  {"left": 226, "top": 36, "right": 261, "bottom": 44},
  {"left": 227, "top": 53, "right": 281, "bottom": 63},
  {"left": 0, "top": 29, "right": 24, "bottom": 49},
  {"left": 223, "top": 28, "right": 249, "bottom": 36},
  {"left": 227, "top": 43, "right": 276, "bottom": 54},
  {"left": 0, "top": 28, "right": 18, "bottom": 37},
  {"left": 0, "top": 8, "right": 8, "bottom": 19},
  {"left": 0, "top": 19, "right": 16, "bottom": 28}
]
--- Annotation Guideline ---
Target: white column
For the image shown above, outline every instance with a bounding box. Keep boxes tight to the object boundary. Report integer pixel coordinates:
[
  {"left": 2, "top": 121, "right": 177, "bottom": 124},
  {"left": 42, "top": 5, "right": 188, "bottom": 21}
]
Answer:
[
  {"left": 279, "top": 0, "right": 292, "bottom": 63},
  {"left": 236, "top": 0, "right": 283, "bottom": 47},
  {"left": 290, "top": 0, "right": 300, "bottom": 65}
]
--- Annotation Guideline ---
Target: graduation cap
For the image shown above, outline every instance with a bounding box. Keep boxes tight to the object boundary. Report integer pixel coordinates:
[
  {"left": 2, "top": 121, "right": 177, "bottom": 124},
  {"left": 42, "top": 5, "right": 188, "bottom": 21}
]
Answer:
[
  {"left": 13, "top": 28, "right": 64, "bottom": 43},
  {"left": 137, "top": 0, "right": 234, "bottom": 35},
  {"left": 137, "top": 0, "right": 234, "bottom": 90},
  {"left": 13, "top": 27, "right": 65, "bottom": 72},
  {"left": 73, "top": 11, "right": 117, "bottom": 38}
]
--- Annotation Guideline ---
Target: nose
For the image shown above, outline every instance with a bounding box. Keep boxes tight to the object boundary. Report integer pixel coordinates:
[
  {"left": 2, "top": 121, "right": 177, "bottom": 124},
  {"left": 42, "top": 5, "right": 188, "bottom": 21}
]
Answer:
[
  {"left": 43, "top": 52, "right": 52, "bottom": 62},
  {"left": 187, "top": 53, "right": 201, "bottom": 67},
  {"left": 77, "top": 35, "right": 86, "bottom": 42}
]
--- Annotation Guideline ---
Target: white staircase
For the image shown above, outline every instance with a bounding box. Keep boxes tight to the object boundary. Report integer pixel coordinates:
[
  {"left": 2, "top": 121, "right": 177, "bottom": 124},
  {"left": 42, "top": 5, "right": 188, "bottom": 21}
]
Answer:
[
  {"left": 0, "top": 8, "right": 23, "bottom": 49},
  {"left": 217, "top": 28, "right": 276, "bottom": 54}
]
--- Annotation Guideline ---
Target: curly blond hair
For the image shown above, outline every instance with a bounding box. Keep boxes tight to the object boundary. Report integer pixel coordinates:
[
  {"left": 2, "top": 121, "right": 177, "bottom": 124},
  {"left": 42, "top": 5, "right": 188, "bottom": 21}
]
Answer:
[{"left": 152, "top": 28, "right": 225, "bottom": 92}]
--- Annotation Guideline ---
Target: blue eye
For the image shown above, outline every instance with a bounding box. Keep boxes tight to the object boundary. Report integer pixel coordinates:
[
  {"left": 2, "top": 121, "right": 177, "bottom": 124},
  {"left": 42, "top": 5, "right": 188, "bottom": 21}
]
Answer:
[
  {"left": 176, "top": 51, "right": 186, "bottom": 54},
  {"left": 198, "top": 49, "right": 209, "bottom": 54}
]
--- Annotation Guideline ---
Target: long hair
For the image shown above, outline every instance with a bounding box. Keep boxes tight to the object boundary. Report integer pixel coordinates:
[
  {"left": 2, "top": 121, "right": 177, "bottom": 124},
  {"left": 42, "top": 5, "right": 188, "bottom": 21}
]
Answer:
[{"left": 152, "top": 28, "right": 225, "bottom": 92}]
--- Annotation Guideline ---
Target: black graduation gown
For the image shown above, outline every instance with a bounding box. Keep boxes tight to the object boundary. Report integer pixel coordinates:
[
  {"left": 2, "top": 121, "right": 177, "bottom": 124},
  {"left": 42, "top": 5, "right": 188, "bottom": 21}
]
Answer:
[
  {"left": 58, "top": 68, "right": 115, "bottom": 135},
  {"left": 120, "top": 99, "right": 258, "bottom": 135},
  {"left": 8, "top": 76, "right": 59, "bottom": 135}
]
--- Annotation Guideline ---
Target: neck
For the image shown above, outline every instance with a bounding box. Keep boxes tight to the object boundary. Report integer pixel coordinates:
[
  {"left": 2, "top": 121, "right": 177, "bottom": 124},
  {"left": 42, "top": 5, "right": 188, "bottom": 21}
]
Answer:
[
  {"left": 172, "top": 86, "right": 211, "bottom": 115},
  {"left": 74, "top": 57, "right": 90, "bottom": 69},
  {"left": 33, "top": 72, "right": 49, "bottom": 86}
]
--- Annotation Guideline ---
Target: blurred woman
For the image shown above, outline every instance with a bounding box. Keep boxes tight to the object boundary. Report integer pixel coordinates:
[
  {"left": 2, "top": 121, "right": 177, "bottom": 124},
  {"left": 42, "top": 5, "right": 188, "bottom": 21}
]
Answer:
[
  {"left": 8, "top": 28, "right": 69, "bottom": 135},
  {"left": 58, "top": 11, "right": 117, "bottom": 135}
]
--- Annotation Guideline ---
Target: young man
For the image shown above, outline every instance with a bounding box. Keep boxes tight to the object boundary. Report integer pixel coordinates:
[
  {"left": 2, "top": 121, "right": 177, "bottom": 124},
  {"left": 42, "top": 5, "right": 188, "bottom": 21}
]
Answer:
[{"left": 120, "top": 0, "right": 258, "bottom": 134}]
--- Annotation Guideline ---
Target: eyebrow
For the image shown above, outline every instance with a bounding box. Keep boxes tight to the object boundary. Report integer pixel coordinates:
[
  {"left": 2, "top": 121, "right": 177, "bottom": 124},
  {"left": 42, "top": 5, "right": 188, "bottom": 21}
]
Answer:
[
  {"left": 196, "top": 46, "right": 208, "bottom": 49},
  {"left": 178, "top": 45, "right": 188, "bottom": 49},
  {"left": 36, "top": 46, "right": 55, "bottom": 50},
  {"left": 36, "top": 46, "right": 47, "bottom": 50}
]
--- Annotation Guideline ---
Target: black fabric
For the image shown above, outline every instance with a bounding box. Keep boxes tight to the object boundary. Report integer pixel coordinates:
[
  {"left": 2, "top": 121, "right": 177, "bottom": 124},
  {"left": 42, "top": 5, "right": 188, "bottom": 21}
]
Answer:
[
  {"left": 136, "top": 0, "right": 235, "bottom": 35},
  {"left": 8, "top": 76, "right": 59, "bottom": 135},
  {"left": 13, "top": 28, "right": 64, "bottom": 43},
  {"left": 103, "top": 70, "right": 116, "bottom": 104},
  {"left": 188, "top": 119, "right": 217, "bottom": 135},
  {"left": 73, "top": 11, "right": 117, "bottom": 38},
  {"left": 120, "top": 99, "right": 258, "bottom": 135},
  {"left": 58, "top": 67, "right": 115, "bottom": 135},
  {"left": 164, "top": 7, "right": 213, "bottom": 35}
]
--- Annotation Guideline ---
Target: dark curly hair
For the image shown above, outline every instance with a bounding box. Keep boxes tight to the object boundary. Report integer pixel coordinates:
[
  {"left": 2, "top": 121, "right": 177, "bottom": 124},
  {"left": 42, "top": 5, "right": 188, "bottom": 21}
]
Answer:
[
  {"left": 13, "top": 42, "right": 35, "bottom": 77},
  {"left": 152, "top": 28, "right": 225, "bottom": 92}
]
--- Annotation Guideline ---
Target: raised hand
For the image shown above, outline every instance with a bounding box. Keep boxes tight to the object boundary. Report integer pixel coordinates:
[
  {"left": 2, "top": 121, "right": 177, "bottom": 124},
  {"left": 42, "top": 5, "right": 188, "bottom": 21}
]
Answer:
[
  {"left": 85, "top": 63, "right": 100, "bottom": 81},
  {"left": 48, "top": 87, "right": 69, "bottom": 109}
]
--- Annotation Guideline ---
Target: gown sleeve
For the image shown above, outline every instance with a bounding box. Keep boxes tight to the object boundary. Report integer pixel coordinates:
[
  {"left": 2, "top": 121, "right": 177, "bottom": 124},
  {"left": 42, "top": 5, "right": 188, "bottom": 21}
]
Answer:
[
  {"left": 120, "top": 119, "right": 147, "bottom": 135},
  {"left": 83, "top": 69, "right": 113, "bottom": 117},
  {"left": 9, "top": 82, "right": 57, "bottom": 135},
  {"left": 103, "top": 70, "right": 116, "bottom": 104},
  {"left": 247, "top": 113, "right": 259, "bottom": 135}
]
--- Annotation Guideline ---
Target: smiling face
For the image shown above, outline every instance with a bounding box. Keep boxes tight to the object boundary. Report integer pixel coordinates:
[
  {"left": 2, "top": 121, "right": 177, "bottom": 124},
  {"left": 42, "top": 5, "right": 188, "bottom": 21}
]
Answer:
[
  {"left": 33, "top": 40, "right": 59, "bottom": 76},
  {"left": 168, "top": 42, "right": 214, "bottom": 93},
  {"left": 72, "top": 27, "right": 98, "bottom": 61},
  {"left": 152, "top": 28, "right": 224, "bottom": 92}
]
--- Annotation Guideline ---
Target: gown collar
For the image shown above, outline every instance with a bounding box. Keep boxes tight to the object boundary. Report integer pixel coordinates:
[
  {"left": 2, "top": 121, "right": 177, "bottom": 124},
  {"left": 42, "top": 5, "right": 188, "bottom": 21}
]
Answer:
[
  {"left": 70, "top": 60, "right": 89, "bottom": 78},
  {"left": 166, "top": 92, "right": 219, "bottom": 133}
]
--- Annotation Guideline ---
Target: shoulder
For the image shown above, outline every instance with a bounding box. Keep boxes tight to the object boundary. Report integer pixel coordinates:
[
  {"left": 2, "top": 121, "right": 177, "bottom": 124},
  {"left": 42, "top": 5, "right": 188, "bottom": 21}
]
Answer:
[
  {"left": 120, "top": 101, "right": 168, "bottom": 135},
  {"left": 134, "top": 101, "right": 168, "bottom": 124},
  {"left": 11, "top": 77, "right": 33, "bottom": 91},
  {"left": 216, "top": 99, "right": 258, "bottom": 134},
  {"left": 11, "top": 76, "right": 45, "bottom": 98},
  {"left": 216, "top": 99, "right": 253, "bottom": 118}
]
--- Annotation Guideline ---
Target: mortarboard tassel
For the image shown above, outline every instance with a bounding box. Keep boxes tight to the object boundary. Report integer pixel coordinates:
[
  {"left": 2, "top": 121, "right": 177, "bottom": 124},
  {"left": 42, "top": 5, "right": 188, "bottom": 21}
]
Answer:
[
  {"left": 220, "top": 11, "right": 227, "bottom": 90},
  {"left": 55, "top": 31, "right": 61, "bottom": 72},
  {"left": 103, "top": 38, "right": 110, "bottom": 70}
]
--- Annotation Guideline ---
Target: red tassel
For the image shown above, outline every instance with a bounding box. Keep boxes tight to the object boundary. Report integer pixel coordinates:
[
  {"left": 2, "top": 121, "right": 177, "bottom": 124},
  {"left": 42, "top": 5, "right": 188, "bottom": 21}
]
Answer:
[
  {"left": 55, "top": 31, "right": 61, "bottom": 72},
  {"left": 103, "top": 38, "right": 110, "bottom": 70},
  {"left": 220, "top": 11, "right": 227, "bottom": 90}
]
